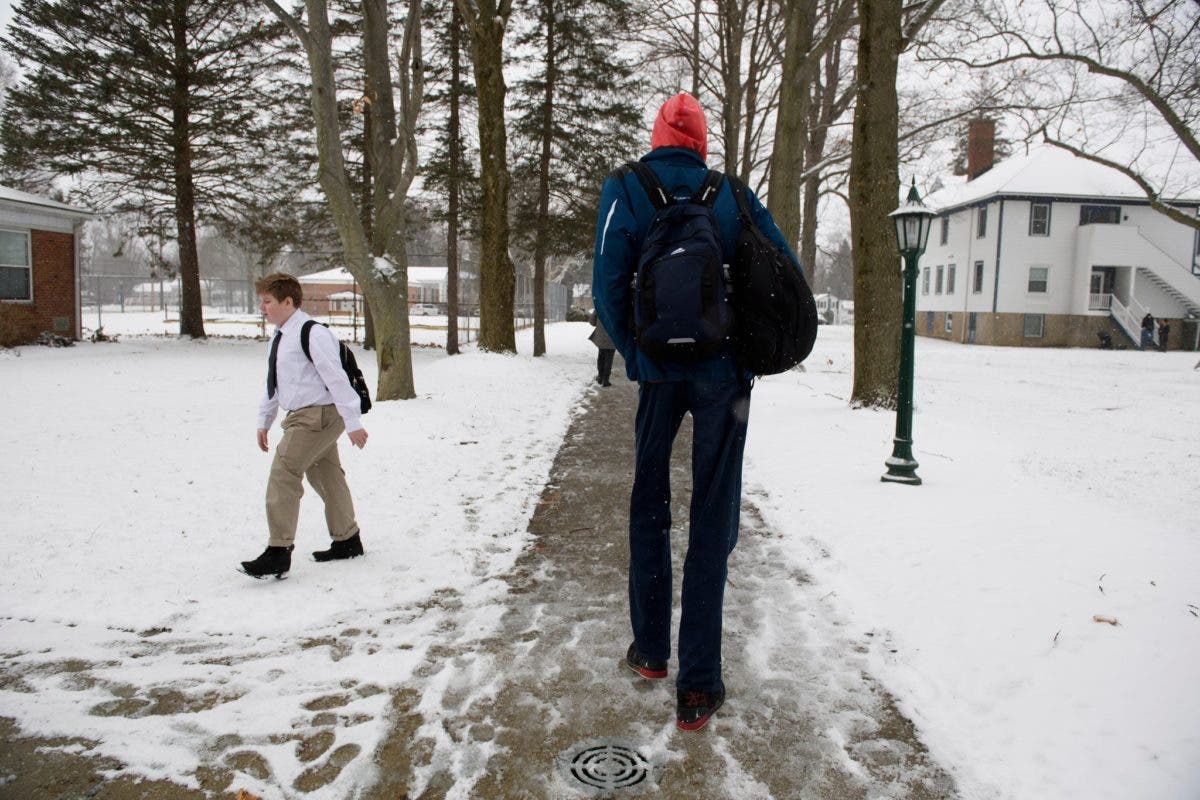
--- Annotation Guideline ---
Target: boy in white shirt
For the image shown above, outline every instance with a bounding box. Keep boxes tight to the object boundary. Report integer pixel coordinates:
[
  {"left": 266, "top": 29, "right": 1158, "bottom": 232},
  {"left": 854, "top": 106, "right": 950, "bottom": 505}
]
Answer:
[{"left": 240, "top": 273, "right": 368, "bottom": 579}]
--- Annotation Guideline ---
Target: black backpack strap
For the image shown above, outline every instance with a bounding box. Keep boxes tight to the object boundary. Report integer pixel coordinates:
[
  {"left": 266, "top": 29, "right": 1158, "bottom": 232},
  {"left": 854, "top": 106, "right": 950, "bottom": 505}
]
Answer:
[
  {"left": 300, "top": 319, "right": 328, "bottom": 363},
  {"left": 627, "top": 161, "right": 671, "bottom": 210},
  {"left": 691, "top": 170, "right": 725, "bottom": 207},
  {"left": 725, "top": 174, "right": 755, "bottom": 223}
]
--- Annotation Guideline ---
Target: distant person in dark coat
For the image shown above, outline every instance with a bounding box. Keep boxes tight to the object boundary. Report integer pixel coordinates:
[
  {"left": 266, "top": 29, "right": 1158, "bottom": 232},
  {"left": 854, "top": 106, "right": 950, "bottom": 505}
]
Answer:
[
  {"left": 588, "top": 310, "right": 616, "bottom": 386},
  {"left": 1140, "top": 312, "right": 1155, "bottom": 350},
  {"left": 1157, "top": 319, "right": 1171, "bottom": 351}
]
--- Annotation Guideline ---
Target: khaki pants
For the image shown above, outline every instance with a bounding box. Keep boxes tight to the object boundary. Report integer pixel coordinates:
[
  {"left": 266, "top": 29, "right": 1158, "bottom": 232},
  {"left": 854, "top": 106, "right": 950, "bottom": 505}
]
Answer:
[{"left": 266, "top": 405, "right": 359, "bottom": 547}]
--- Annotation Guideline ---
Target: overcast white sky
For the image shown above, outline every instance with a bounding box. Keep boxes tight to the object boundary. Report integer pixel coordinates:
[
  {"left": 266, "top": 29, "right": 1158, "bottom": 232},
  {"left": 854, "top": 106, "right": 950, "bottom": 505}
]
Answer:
[{"left": 0, "top": 2, "right": 12, "bottom": 37}]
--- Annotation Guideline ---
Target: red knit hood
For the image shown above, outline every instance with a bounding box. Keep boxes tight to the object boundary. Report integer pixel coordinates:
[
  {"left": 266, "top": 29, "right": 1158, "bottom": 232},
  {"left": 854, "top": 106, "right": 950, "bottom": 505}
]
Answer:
[{"left": 650, "top": 93, "right": 707, "bottom": 161}]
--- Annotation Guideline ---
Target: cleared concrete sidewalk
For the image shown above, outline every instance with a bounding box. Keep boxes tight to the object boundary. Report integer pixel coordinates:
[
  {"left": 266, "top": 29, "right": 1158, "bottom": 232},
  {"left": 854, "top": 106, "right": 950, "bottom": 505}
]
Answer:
[{"left": 363, "top": 368, "right": 959, "bottom": 799}]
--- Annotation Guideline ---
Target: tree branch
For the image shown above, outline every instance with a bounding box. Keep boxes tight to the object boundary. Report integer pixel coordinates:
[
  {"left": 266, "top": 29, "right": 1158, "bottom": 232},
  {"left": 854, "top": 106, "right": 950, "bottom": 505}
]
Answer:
[{"left": 1039, "top": 130, "right": 1200, "bottom": 231}]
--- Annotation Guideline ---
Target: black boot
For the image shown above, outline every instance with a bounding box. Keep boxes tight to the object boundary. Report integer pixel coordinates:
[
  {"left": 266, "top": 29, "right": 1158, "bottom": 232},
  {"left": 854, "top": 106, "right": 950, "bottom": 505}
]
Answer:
[
  {"left": 240, "top": 545, "right": 293, "bottom": 579},
  {"left": 312, "top": 532, "right": 364, "bottom": 563}
]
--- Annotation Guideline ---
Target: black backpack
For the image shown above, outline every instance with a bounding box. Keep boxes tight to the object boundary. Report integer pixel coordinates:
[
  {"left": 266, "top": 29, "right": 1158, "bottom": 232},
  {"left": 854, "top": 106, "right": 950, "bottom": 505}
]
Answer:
[
  {"left": 300, "top": 320, "right": 372, "bottom": 414},
  {"left": 726, "top": 176, "right": 818, "bottom": 375},
  {"left": 624, "top": 161, "right": 731, "bottom": 365}
]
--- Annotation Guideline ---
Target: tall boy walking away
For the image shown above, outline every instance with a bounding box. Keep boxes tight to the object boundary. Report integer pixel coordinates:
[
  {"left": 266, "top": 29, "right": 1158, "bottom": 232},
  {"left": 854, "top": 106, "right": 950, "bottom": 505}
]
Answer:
[
  {"left": 240, "top": 273, "right": 368, "bottom": 579},
  {"left": 592, "top": 93, "right": 802, "bottom": 730}
]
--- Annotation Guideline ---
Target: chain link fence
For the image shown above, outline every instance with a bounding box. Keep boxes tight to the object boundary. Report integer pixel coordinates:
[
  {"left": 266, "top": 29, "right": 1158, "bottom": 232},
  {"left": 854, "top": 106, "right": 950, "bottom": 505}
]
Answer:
[{"left": 83, "top": 273, "right": 571, "bottom": 345}]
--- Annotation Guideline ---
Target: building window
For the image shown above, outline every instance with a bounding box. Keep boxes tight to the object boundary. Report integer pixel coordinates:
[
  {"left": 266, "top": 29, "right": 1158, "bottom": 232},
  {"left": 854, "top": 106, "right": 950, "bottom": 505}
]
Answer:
[
  {"left": 922, "top": 267, "right": 930, "bottom": 295},
  {"left": 0, "top": 229, "right": 32, "bottom": 301},
  {"left": 935, "top": 265, "right": 944, "bottom": 294},
  {"left": 976, "top": 206, "right": 988, "bottom": 238},
  {"left": 940, "top": 216, "right": 949, "bottom": 245},
  {"left": 1023, "top": 314, "right": 1044, "bottom": 338},
  {"left": 1028, "top": 266, "right": 1049, "bottom": 293},
  {"left": 1030, "top": 202, "right": 1051, "bottom": 236},
  {"left": 1080, "top": 205, "right": 1120, "bottom": 225},
  {"left": 945, "top": 312, "right": 953, "bottom": 333},
  {"left": 946, "top": 264, "right": 956, "bottom": 295},
  {"left": 973, "top": 260, "right": 984, "bottom": 293},
  {"left": 926, "top": 311, "right": 934, "bottom": 333}
]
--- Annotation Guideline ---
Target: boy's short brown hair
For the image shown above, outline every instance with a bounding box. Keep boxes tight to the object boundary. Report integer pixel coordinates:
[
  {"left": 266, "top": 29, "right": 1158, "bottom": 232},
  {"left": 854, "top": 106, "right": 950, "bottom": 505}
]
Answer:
[{"left": 255, "top": 272, "right": 303, "bottom": 308}]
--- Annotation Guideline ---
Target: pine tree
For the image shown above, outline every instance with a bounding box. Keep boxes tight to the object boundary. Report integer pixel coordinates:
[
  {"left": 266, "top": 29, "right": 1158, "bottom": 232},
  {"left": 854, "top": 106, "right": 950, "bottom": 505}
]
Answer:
[
  {"left": 509, "top": 0, "right": 642, "bottom": 355},
  {"left": 455, "top": 0, "right": 517, "bottom": 353},
  {"left": 422, "top": 0, "right": 482, "bottom": 355},
  {"left": 1, "top": 0, "right": 304, "bottom": 339}
]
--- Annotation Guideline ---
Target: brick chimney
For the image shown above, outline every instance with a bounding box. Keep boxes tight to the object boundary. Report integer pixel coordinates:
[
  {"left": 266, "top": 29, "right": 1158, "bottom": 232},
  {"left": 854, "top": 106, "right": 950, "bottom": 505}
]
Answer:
[{"left": 967, "top": 119, "right": 996, "bottom": 180}]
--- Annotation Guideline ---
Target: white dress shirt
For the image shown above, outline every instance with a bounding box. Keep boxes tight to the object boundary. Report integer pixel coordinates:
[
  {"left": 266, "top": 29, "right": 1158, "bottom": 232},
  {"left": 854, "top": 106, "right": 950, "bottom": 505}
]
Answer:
[{"left": 256, "top": 309, "right": 364, "bottom": 433}]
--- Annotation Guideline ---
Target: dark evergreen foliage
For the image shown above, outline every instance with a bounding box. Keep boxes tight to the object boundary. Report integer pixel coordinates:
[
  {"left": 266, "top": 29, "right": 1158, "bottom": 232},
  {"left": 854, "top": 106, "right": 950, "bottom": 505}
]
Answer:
[
  {"left": 508, "top": 0, "right": 643, "bottom": 265},
  {"left": 0, "top": 0, "right": 311, "bottom": 337}
]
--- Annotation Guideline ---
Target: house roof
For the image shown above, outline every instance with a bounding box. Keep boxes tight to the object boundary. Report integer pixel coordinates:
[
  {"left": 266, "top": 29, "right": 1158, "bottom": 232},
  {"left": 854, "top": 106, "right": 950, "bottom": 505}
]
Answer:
[
  {"left": 298, "top": 265, "right": 449, "bottom": 285},
  {"left": 0, "top": 184, "right": 94, "bottom": 218},
  {"left": 924, "top": 145, "right": 1200, "bottom": 214}
]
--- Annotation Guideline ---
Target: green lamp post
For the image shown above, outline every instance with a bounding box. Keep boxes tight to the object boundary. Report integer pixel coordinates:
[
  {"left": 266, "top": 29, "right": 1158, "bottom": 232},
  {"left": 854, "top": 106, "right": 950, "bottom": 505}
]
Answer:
[{"left": 882, "top": 179, "right": 936, "bottom": 486}]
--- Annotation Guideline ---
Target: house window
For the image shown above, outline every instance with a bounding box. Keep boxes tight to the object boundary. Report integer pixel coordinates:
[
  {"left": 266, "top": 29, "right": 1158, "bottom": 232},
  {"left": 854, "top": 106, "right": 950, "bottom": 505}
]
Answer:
[
  {"left": 0, "top": 229, "right": 32, "bottom": 301},
  {"left": 1028, "top": 266, "right": 1049, "bottom": 293},
  {"left": 976, "top": 206, "right": 988, "bottom": 238},
  {"left": 945, "top": 312, "right": 953, "bottom": 333},
  {"left": 1030, "top": 202, "right": 1051, "bottom": 236},
  {"left": 1080, "top": 205, "right": 1120, "bottom": 225},
  {"left": 922, "top": 267, "right": 930, "bottom": 295},
  {"left": 935, "top": 265, "right": 944, "bottom": 294},
  {"left": 926, "top": 311, "right": 934, "bottom": 333},
  {"left": 973, "top": 260, "right": 984, "bottom": 294},
  {"left": 946, "top": 264, "right": 956, "bottom": 295},
  {"left": 1023, "top": 314, "right": 1044, "bottom": 338},
  {"left": 940, "top": 216, "right": 949, "bottom": 245}
]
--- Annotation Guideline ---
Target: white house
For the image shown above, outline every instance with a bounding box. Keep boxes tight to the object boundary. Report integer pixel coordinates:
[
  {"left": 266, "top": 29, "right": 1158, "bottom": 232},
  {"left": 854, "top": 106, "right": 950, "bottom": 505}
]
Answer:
[{"left": 918, "top": 128, "right": 1200, "bottom": 349}]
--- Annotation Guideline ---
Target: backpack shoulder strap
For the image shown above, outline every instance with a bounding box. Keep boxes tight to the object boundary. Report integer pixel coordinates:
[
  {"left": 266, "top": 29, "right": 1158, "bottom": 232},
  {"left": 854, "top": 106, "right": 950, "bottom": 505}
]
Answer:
[
  {"left": 725, "top": 174, "right": 755, "bottom": 222},
  {"left": 300, "top": 319, "right": 330, "bottom": 363},
  {"left": 627, "top": 161, "right": 671, "bottom": 210},
  {"left": 691, "top": 170, "right": 725, "bottom": 208}
]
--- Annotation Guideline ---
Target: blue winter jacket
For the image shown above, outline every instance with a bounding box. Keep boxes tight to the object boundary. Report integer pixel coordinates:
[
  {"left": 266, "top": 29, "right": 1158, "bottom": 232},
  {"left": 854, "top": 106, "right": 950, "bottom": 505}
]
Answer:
[{"left": 591, "top": 147, "right": 802, "bottom": 383}]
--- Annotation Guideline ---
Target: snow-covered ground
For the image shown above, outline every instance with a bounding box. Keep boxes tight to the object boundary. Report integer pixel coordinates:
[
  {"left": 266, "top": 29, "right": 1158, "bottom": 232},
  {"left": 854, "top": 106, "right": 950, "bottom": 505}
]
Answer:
[
  {"left": 0, "top": 319, "right": 595, "bottom": 797},
  {"left": 1, "top": 317, "right": 1197, "bottom": 799},
  {"left": 747, "top": 327, "right": 1200, "bottom": 800}
]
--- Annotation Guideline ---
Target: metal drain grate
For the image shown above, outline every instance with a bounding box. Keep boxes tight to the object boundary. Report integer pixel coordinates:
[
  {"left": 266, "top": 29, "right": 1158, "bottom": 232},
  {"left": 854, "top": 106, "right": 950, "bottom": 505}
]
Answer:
[{"left": 555, "top": 738, "right": 661, "bottom": 796}]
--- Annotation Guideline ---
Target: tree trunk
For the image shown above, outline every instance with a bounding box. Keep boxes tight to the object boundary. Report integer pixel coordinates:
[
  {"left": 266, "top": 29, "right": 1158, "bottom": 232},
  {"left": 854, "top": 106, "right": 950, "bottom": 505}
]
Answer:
[
  {"left": 691, "top": 0, "right": 701, "bottom": 99},
  {"left": 465, "top": 1, "right": 516, "bottom": 353},
  {"left": 368, "top": 251, "right": 415, "bottom": 398},
  {"left": 362, "top": 0, "right": 416, "bottom": 397},
  {"left": 445, "top": 3, "right": 463, "bottom": 355},
  {"left": 531, "top": 0, "right": 556, "bottom": 357},
  {"left": 848, "top": 0, "right": 902, "bottom": 408},
  {"left": 718, "top": 0, "right": 744, "bottom": 173},
  {"left": 171, "top": 0, "right": 206, "bottom": 339},
  {"left": 766, "top": 0, "right": 814, "bottom": 257},
  {"left": 361, "top": 76, "right": 376, "bottom": 351}
]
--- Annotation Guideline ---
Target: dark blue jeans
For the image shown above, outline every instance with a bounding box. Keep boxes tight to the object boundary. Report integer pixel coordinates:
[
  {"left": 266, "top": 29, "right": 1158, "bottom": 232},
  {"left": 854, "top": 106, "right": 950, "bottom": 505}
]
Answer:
[{"left": 628, "top": 378, "right": 751, "bottom": 692}]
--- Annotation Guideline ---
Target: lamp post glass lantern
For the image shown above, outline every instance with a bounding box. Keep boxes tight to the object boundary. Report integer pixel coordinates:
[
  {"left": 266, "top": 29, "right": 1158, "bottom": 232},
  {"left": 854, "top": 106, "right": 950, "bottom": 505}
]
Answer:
[{"left": 882, "top": 180, "right": 936, "bottom": 486}]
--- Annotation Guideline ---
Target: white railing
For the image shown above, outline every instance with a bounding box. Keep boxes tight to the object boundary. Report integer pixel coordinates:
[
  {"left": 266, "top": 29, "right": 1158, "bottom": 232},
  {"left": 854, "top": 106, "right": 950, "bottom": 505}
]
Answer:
[
  {"left": 1108, "top": 294, "right": 1142, "bottom": 345},
  {"left": 1088, "top": 293, "right": 1112, "bottom": 310}
]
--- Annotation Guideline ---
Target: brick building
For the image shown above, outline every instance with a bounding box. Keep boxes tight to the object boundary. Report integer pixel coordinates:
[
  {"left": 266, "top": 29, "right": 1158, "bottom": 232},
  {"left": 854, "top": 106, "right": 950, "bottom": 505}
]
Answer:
[{"left": 0, "top": 186, "right": 94, "bottom": 345}]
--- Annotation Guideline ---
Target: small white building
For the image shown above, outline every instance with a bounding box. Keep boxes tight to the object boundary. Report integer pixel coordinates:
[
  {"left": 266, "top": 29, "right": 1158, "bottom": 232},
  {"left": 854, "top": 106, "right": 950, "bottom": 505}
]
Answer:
[
  {"left": 919, "top": 134, "right": 1200, "bottom": 349},
  {"left": 814, "top": 293, "right": 854, "bottom": 325}
]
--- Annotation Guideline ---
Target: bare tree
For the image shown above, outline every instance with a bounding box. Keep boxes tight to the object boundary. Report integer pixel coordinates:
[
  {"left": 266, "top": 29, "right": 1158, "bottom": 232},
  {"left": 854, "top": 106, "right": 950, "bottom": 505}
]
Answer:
[
  {"left": 263, "top": 0, "right": 424, "bottom": 400},
  {"left": 847, "top": 0, "right": 949, "bottom": 408},
  {"left": 923, "top": 0, "right": 1200, "bottom": 230}
]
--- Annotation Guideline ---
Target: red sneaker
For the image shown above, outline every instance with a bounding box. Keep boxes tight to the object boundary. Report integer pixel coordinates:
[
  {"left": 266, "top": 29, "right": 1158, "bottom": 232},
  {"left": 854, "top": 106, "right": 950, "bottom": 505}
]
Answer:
[
  {"left": 676, "top": 687, "right": 725, "bottom": 731},
  {"left": 624, "top": 643, "right": 668, "bottom": 680}
]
